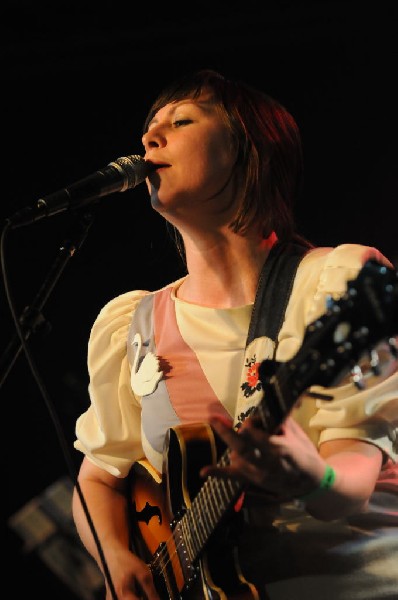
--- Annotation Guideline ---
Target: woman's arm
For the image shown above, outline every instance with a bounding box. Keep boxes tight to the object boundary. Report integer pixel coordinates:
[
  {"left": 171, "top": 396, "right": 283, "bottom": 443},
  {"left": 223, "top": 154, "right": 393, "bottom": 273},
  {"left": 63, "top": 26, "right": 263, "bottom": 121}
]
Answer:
[
  {"left": 72, "top": 457, "right": 160, "bottom": 600},
  {"left": 310, "top": 437, "right": 383, "bottom": 520},
  {"left": 200, "top": 415, "right": 384, "bottom": 522}
]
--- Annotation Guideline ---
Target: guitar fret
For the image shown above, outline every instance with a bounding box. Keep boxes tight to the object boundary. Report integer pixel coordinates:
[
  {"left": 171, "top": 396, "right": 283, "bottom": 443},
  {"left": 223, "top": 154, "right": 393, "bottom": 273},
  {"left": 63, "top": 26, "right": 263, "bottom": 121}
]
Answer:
[
  {"left": 191, "top": 496, "right": 208, "bottom": 550},
  {"left": 203, "top": 481, "right": 220, "bottom": 528},
  {"left": 182, "top": 509, "right": 199, "bottom": 558},
  {"left": 209, "top": 477, "right": 228, "bottom": 515},
  {"left": 179, "top": 514, "right": 194, "bottom": 561},
  {"left": 202, "top": 480, "right": 222, "bottom": 532}
]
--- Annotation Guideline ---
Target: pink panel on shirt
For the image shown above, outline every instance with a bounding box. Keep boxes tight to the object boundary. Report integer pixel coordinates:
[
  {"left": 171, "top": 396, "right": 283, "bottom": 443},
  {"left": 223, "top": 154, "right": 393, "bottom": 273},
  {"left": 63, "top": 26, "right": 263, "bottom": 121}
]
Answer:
[{"left": 154, "top": 288, "right": 231, "bottom": 423}]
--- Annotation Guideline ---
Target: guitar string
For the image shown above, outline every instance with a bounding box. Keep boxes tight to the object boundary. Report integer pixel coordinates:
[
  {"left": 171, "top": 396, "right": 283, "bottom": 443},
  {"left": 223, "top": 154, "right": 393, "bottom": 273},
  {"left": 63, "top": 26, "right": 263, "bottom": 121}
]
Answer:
[
  {"left": 149, "top": 413, "right": 263, "bottom": 581},
  {"left": 150, "top": 457, "right": 244, "bottom": 581},
  {"left": 150, "top": 474, "right": 225, "bottom": 574}
]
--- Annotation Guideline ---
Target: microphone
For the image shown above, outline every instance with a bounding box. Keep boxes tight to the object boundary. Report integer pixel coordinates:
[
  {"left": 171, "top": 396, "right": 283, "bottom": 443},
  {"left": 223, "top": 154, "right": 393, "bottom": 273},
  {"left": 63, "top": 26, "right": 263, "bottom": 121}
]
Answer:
[{"left": 7, "top": 154, "right": 153, "bottom": 228}]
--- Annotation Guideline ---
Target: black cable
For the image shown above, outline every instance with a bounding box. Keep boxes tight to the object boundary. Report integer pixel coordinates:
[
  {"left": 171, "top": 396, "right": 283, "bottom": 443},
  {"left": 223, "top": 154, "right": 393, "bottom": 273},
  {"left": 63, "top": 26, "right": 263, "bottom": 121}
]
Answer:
[{"left": 1, "top": 219, "right": 118, "bottom": 600}]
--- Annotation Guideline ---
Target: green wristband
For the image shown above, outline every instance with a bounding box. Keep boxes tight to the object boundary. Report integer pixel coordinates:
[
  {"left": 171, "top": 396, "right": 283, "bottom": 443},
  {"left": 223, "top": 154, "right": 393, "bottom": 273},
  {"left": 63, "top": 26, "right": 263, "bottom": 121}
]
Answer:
[{"left": 299, "top": 464, "right": 336, "bottom": 502}]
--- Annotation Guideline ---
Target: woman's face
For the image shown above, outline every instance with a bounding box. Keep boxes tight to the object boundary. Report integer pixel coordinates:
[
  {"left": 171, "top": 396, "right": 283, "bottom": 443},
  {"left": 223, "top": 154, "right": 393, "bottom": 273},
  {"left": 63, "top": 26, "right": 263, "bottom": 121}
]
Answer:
[{"left": 141, "top": 93, "right": 239, "bottom": 228}]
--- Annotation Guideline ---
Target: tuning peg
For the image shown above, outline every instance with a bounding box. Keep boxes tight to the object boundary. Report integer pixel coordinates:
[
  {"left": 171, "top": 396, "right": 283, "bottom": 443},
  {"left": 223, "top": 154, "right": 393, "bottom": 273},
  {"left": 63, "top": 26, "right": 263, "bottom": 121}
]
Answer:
[
  {"left": 369, "top": 349, "right": 381, "bottom": 376},
  {"left": 351, "top": 364, "right": 365, "bottom": 390}
]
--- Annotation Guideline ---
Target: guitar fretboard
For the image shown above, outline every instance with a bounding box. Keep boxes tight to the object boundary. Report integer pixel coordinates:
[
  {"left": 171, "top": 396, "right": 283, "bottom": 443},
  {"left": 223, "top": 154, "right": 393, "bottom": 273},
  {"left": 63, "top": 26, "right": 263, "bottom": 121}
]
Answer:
[{"left": 176, "top": 450, "right": 242, "bottom": 563}]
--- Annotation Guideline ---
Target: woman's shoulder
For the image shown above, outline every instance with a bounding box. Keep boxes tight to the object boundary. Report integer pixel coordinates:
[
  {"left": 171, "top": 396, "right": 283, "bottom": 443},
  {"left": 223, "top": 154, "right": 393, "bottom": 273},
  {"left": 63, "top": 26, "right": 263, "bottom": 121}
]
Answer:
[
  {"left": 96, "top": 277, "right": 186, "bottom": 319},
  {"left": 95, "top": 289, "right": 152, "bottom": 322},
  {"left": 304, "top": 243, "right": 393, "bottom": 270},
  {"left": 299, "top": 243, "right": 393, "bottom": 292},
  {"left": 288, "top": 242, "right": 394, "bottom": 327},
  {"left": 90, "top": 277, "right": 187, "bottom": 341}
]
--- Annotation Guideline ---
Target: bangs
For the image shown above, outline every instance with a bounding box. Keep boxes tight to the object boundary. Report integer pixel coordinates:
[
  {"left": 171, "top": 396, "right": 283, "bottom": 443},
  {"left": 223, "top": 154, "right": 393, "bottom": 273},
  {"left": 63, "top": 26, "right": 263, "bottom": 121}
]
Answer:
[{"left": 143, "top": 70, "right": 227, "bottom": 133}]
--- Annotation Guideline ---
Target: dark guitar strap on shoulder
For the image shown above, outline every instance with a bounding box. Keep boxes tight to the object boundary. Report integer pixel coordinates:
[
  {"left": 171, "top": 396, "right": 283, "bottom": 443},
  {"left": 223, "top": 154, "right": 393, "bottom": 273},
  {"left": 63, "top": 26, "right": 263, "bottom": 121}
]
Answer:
[
  {"left": 234, "top": 240, "right": 309, "bottom": 427},
  {"left": 246, "top": 240, "right": 309, "bottom": 348}
]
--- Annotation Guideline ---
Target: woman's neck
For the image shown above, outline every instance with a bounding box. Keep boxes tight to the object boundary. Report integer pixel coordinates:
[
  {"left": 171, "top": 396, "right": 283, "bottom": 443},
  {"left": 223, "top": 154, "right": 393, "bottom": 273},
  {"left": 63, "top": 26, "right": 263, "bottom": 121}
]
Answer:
[{"left": 177, "top": 231, "right": 277, "bottom": 308}]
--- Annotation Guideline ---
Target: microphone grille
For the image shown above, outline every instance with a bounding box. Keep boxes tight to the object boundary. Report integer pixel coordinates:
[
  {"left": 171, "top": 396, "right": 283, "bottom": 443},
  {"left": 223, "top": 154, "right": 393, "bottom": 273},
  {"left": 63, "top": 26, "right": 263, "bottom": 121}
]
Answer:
[{"left": 111, "top": 155, "right": 151, "bottom": 189}]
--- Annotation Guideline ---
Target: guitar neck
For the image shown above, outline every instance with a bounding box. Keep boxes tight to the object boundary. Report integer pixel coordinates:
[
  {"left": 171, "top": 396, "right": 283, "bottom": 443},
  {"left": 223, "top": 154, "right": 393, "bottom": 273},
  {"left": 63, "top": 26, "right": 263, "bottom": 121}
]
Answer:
[
  {"left": 175, "top": 361, "right": 303, "bottom": 562},
  {"left": 176, "top": 449, "right": 242, "bottom": 563}
]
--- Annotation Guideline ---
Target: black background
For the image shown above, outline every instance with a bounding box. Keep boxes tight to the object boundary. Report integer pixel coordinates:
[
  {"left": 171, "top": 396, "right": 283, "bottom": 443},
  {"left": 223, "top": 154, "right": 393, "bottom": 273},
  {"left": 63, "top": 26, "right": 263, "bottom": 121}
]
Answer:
[{"left": 3, "top": 1, "right": 398, "bottom": 597}]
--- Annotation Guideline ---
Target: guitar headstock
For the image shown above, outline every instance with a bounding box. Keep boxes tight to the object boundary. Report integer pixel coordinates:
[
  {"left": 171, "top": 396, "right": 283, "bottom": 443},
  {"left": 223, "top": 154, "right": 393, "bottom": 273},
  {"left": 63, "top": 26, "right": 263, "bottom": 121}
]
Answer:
[{"left": 258, "top": 260, "right": 398, "bottom": 432}]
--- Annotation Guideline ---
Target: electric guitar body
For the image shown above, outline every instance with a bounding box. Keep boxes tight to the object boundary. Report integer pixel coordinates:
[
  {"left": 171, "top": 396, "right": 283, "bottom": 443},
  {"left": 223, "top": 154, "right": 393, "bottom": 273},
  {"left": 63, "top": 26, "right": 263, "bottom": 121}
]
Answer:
[{"left": 129, "top": 423, "right": 260, "bottom": 599}]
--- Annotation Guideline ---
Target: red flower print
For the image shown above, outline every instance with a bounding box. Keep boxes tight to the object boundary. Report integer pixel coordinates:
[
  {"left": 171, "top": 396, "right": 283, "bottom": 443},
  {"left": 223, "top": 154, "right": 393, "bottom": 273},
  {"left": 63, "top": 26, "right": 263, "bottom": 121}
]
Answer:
[{"left": 240, "top": 355, "right": 262, "bottom": 398}]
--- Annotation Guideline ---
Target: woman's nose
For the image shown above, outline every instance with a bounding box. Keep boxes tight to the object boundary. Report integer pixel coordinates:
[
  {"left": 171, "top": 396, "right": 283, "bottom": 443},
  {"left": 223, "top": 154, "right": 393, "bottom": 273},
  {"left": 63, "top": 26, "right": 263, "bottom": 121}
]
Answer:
[{"left": 142, "top": 125, "right": 166, "bottom": 149}]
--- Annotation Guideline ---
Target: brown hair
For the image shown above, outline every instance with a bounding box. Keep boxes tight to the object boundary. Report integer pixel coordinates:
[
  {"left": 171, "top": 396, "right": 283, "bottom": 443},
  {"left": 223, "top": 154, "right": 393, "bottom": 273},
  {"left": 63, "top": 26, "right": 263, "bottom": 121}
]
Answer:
[{"left": 144, "top": 69, "right": 311, "bottom": 249}]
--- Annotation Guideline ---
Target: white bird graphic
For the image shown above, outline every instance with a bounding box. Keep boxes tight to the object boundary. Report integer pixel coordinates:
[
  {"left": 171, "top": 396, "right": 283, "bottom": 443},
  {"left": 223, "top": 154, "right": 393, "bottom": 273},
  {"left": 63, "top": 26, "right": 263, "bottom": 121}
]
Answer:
[{"left": 130, "top": 333, "right": 163, "bottom": 396}]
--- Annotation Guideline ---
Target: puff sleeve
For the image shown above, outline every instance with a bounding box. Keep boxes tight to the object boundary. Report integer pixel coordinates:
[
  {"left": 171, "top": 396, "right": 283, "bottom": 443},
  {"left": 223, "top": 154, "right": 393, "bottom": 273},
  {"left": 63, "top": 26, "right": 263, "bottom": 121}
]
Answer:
[{"left": 74, "top": 289, "right": 150, "bottom": 477}]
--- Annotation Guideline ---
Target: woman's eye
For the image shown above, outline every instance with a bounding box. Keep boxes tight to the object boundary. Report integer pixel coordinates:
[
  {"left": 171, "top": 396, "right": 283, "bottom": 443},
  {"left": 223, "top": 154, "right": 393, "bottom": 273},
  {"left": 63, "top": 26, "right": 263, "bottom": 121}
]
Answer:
[{"left": 173, "top": 119, "right": 192, "bottom": 127}]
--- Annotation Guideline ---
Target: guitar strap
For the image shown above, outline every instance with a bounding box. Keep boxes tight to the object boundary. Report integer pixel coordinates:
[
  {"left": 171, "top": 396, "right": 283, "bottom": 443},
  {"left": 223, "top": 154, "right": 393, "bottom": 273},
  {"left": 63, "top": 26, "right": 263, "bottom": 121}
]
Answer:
[
  {"left": 234, "top": 240, "right": 309, "bottom": 425},
  {"left": 247, "top": 240, "right": 309, "bottom": 345}
]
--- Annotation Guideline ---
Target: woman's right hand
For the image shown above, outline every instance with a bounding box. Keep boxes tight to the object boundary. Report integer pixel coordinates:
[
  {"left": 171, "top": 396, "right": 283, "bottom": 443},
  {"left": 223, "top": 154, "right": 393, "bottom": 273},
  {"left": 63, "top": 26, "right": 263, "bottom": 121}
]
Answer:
[
  {"left": 103, "top": 546, "right": 160, "bottom": 600},
  {"left": 72, "top": 458, "right": 161, "bottom": 600}
]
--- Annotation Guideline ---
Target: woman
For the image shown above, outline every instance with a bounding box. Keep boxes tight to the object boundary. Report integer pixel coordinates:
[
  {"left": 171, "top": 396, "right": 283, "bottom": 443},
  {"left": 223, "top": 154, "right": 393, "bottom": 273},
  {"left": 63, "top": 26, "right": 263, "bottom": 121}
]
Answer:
[{"left": 72, "top": 69, "right": 398, "bottom": 600}]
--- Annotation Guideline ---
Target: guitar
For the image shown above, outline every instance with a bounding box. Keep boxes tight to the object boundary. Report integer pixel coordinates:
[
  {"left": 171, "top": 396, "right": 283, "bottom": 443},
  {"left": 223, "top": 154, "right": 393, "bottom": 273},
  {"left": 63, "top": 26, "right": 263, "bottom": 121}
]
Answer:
[{"left": 128, "top": 259, "right": 398, "bottom": 599}]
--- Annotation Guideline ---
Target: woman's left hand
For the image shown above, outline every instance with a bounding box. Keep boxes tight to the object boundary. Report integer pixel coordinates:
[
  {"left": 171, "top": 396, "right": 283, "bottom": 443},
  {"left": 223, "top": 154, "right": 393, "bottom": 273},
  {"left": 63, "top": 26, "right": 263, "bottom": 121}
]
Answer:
[{"left": 200, "top": 414, "right": 327, "bottom": 502}]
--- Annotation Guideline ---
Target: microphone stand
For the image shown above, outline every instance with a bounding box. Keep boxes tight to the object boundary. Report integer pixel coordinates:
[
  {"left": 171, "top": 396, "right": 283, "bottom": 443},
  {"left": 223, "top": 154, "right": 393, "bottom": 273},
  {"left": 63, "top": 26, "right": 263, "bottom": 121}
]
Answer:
[
  {"left": 2, "top": 207, "right": 119, "bottom": 599},
  {"left": 0, "top": 210, "right": 95, "bottom": 388}
]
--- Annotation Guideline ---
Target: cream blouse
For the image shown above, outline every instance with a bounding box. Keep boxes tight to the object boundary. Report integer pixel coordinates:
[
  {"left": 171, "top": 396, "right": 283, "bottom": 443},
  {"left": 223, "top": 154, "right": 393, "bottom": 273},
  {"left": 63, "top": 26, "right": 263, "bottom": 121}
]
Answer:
[{"left": 74, "top": 243, "right": 398, "bottom": 477}]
